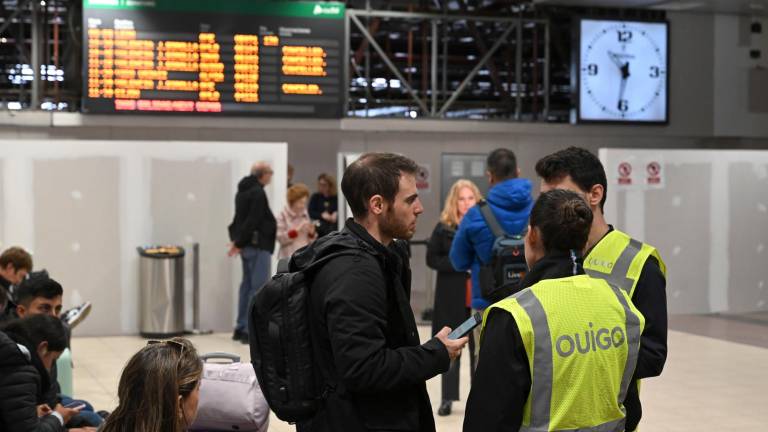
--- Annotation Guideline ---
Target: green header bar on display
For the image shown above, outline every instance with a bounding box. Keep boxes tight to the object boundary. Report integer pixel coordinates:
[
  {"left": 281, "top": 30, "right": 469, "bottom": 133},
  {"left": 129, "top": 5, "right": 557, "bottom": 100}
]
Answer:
[{"left": 83, "top": 0, "right": 346, "bottom": 19}]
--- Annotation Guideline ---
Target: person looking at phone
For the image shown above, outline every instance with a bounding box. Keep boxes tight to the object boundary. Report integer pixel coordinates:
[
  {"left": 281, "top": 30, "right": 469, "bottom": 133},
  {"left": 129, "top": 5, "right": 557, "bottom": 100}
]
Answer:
[
  {"left": 464, "top": 190, "right": 645, "bottom": 432},
  {"left": 295, "top": 153, "right": 468, "bottom": 432},
  {"left": 0, "top": 314, "right": 81, "bottom": 431},
  {"left": 308, "top": 173, "right": 338, "bottom": 238},
  {"left": 277, "top": 183, "right": 317, "bottom": 259},
  {"left": 15, "top": 273, "right": 104, "bottom": 428}
]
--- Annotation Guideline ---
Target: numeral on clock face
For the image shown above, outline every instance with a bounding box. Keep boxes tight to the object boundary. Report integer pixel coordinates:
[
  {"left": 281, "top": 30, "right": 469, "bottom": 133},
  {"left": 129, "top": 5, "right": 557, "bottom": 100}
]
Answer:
[
  {"left": 587, "top": 64, "right": 598, "bottom": 76},
  {"left": 617, "top": 30, "right": 632, "bottom": 42},
  {"left": 650, "top": 66, "right": 660, "bottom": 78}
]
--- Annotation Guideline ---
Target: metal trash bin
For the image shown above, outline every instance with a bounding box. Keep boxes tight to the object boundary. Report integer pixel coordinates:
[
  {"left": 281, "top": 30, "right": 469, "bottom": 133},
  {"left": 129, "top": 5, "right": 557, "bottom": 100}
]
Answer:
[{"left": 138, "top": 245, "right": 185, "bottom": 338}]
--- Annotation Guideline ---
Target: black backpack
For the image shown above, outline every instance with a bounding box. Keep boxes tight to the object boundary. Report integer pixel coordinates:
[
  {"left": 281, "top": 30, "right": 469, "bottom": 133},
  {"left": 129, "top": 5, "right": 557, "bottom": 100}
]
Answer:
[
  {"left": 477, "top": 200, "right": 528, "bottom": 303},
  {"left": 248, "top": 251, "right": 353, "bottom": 423}
]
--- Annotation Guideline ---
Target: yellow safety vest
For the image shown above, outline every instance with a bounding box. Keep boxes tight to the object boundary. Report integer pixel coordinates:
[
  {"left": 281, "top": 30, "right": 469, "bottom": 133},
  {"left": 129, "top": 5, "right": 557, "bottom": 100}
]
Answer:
[
  {"left": 583, "top": 229, "right": 666, "bottom": 298},
  {"left": 483, "top": 275, "right": 645, "bottom": 432}
]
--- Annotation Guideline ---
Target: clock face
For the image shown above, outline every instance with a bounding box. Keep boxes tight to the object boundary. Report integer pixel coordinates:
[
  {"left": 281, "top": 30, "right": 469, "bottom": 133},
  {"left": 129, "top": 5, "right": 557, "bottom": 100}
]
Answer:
[{"left": 578, "top": 19, "right": 668, "bottom": 123}]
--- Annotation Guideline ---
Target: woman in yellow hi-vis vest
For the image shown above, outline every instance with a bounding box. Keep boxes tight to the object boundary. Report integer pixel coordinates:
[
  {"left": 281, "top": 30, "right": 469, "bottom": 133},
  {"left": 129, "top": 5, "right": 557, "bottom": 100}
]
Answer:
[{"left": 464, "top": 189, "right": 644, "bottom": 432}]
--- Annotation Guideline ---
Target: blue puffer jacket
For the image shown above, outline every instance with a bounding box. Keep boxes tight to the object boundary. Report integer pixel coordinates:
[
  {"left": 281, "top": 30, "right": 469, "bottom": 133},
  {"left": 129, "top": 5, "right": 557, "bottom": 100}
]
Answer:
[{"left": 449, "top": 178, "right": 533, "bottom": 310}]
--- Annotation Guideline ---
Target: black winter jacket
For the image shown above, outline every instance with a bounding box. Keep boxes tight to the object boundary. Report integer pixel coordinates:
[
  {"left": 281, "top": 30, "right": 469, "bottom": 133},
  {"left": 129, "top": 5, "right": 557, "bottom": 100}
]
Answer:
[
  {"left": 0, "top": 276, "right": 16, "bottom": 325},
  {"left": 228, "top": 175, "right": 277, "bottom": 252},
  {"left": 296, "top": 219, "right": 450, "bottom": 432},
  {"left": 426, "top": 222, "right": 469, "bottom": 336},
  {"left": 0, "top": 330, "right": 64, "bottom": 432}
]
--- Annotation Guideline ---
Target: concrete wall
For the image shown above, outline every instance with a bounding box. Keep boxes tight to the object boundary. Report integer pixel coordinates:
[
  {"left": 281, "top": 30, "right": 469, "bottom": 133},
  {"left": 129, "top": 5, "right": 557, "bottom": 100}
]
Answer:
[
  {"left": 601, "top": 148, "right": 768, "bottom": 315},
  {"left": 713, "top": 14, "right": 768, "bottom": 138},
  {"left": 1, "top": 114, "right": 761, "bottom": 326},
  {"left": 0, "top": 140, "right": 287, "bottom": 336}
]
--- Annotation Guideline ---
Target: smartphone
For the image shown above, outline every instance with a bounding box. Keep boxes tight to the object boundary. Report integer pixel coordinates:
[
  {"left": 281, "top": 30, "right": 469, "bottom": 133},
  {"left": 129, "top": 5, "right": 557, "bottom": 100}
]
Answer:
[
  {"left": 64, "top": 402, "right": 86, "bottom": 410},
  {"left": 448, "top": 312, "right": 483, "bottom": 340}
]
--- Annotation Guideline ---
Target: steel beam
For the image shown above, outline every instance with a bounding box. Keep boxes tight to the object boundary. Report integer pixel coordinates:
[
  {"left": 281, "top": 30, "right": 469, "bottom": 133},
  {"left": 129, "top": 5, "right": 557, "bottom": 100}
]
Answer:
[
  {"left": 344, "top": 11, "right": 350, "bottom": 115},
  {"left": 348, "top": 8, "right": 546, "bottom": 25},
  {"left": 0, "top": 0, "right": 29, "bottom": 37},
  {"left": 431, "top": 20, "right": 438, "bottom": 116},
  {"left": 349, "top": 13, "right": 429, "bottom": 114},
  {"left": 544, "top": 21, "right": 551, "bottom": 120},
  {"left": 31, "top": 0, "right": 41, "bottom": 109},
  {"left": 515, "top": 16, "right": 522, "bottom": 120},
  {"left": 437, "top": 23, "right": 515, "bottom": 117}
]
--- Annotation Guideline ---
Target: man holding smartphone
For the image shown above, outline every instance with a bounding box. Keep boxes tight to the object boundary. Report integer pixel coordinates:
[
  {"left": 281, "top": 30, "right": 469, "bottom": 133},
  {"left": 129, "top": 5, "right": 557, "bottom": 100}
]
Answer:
[{"left": 296, "top": 153, "right": 468, "bottom": 432}]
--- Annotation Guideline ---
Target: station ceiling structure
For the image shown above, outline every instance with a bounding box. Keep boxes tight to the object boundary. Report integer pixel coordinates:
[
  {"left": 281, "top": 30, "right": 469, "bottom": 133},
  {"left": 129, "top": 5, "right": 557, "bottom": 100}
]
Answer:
[{"left": 0, "top": 0, "right": 764, "bottom": 120}]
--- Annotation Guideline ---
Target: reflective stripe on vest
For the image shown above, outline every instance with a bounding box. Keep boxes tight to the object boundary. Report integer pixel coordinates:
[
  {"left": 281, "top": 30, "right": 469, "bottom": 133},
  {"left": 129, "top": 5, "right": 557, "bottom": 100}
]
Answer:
[
  {"left": 512, "top": 282, "right": 643, "bottom": 432},
  {"left": 608, "top": 283, "right": 643, "bottom": 406},
  {"left": 584, "top": 228, "right": 668, "bottom": 299},
  {"left": 585, "top": 238, "right": 643, "bottom": 295},
  {"left": 520, "top": 416, "right": 625, "bottom": 432},
  {"left": 516, "top": 289, "right": 553, "bottom": 430}
]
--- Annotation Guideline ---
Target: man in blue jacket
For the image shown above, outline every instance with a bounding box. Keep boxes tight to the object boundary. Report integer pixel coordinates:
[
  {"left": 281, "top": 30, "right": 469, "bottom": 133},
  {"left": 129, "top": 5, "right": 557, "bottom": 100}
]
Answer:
[{"left": 449, "top": 149, "right": 533, "bottom": 365}]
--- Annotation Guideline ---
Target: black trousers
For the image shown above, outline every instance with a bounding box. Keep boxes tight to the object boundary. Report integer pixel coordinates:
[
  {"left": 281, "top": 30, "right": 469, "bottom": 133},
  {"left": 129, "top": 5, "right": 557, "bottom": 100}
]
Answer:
[{"left": 441, "top": 329, "right": 476, "bottom": 402}]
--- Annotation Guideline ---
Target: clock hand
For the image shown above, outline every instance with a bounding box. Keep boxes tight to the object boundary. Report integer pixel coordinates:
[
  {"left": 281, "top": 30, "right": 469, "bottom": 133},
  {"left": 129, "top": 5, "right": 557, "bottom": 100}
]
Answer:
[
  {"left": 607, "top": 51, "right": 624, "bottom": 70},
  {"left": 620, "top": 61, "right": 630, "bottom": 79},
  {"left": 618, "top": 76, "right": 628, "bottom": 111}
]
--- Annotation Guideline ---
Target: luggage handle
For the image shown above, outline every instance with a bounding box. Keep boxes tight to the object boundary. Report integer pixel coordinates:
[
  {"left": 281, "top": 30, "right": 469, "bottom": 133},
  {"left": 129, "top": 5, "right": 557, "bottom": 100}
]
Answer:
[{"left": 200, "top": 352, "right": 241, "bottom": 363}]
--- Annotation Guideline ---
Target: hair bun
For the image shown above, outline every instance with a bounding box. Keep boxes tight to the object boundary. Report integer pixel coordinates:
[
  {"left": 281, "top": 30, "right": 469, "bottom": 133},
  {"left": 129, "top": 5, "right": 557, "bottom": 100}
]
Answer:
[
  {"left": 560, "top": 198, "right": 592, "bottom": 237},
  {"left": 560, "top": 200, "right": 586, "bottom": 221},
  {"left": 530, "top": 189, "right": 594, "bottom": 252}
]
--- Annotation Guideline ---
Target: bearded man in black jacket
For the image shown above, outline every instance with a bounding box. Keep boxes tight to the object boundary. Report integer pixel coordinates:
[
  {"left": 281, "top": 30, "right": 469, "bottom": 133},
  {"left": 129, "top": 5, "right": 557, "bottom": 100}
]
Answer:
[{"left": 294, "top": 153, "right": 468, "bottom": 432}]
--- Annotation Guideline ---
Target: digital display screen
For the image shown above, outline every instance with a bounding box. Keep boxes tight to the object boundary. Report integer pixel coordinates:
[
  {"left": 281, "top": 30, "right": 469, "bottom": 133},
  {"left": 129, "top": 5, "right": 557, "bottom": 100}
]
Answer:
[
  {"left": 578, "top": 19, "right": 668, "bottom": 123},
  {"left": 82, "top": 0, "right": 345, "bottom": 117}
]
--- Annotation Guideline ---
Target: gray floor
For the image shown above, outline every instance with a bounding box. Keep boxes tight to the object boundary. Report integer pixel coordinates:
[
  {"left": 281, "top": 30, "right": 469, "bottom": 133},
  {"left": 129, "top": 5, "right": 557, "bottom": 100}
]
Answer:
[
  {"left": 669, "top": 312, "right": 768, "bottom": 349},
  {"left": 71, "top": 313, "right": 768, "bottom": 431}
]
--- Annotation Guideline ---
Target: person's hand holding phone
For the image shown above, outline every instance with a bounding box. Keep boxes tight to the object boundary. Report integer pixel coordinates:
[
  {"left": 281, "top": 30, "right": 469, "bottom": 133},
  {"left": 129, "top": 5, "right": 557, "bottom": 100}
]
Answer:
[
  {"left": 435, "top": 326, "right": 468, "bottom": 361},
  {"left": 36, "top": 404, "right": 52, "bottom": 418},
  {"left": 55, "top": 402, "right": 84, "bottom": 424}
]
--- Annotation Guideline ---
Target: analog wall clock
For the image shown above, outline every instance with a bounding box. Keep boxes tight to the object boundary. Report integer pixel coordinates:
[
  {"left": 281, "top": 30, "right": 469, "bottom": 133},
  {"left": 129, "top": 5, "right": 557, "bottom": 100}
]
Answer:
[{"left": 578, "top": 19, "right": 668, "bottom": 123}]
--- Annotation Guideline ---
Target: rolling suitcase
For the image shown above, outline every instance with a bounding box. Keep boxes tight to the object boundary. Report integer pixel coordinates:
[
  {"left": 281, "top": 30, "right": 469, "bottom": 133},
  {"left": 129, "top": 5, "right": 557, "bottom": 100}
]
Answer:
[{"left": 189, "top": 352, "right": 270, "bottom": 432}]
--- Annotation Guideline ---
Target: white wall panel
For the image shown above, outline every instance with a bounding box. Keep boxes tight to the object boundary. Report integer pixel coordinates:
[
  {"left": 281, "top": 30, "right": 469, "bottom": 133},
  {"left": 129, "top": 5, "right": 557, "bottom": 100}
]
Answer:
[
  {"left": 600, "top": 148, "right": 768, "bottom": 315},
  {"left": 0, "top": 140, "right": 287, "bottom": 336}
]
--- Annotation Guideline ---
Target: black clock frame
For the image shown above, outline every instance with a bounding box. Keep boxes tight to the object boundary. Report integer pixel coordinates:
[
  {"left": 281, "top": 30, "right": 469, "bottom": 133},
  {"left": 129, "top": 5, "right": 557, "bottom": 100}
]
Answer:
[{"left": 574, "top": 17, "right": 670, "bottom": 126}]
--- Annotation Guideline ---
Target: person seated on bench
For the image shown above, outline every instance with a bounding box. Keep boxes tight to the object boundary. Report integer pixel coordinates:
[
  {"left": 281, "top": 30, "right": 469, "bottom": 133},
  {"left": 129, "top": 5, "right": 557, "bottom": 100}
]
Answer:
[
  {"left": 15, "top": 273, "right": 103, "bottom": 427},
  {"left": 0, "top": 314, "right": 84, "bottom": 431},
  {"left": 100, "top": 337, "right": 203, "bottom": 432}
]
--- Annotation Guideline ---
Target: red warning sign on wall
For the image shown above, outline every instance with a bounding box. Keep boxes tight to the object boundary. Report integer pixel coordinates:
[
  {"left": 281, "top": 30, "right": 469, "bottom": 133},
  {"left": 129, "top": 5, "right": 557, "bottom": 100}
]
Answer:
[
  {"left": 416, "top": 164, "right": 431, "bottom": 192},
  {"left": 647, "top": 161, "right": 662, "bottom": 185},
  {"left": 618, "top": 162, "right": 633, "bottom": 185}
]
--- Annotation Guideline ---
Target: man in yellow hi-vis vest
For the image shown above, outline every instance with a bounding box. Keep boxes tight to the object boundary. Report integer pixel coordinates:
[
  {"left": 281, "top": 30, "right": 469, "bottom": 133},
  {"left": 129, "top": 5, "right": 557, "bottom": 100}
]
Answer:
[
  {"left": 465, "top": 189, "right": 644, "bottom": 432},
  {"left": 535, "top": 147, "right": 667, "bottom": 431}
]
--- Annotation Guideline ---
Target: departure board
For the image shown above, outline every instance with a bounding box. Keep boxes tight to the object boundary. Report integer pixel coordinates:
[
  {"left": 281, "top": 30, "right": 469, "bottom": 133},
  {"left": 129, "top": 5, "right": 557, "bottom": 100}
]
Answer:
[{"left": 82, "top": 0, "right": 345, "bottom": 117}]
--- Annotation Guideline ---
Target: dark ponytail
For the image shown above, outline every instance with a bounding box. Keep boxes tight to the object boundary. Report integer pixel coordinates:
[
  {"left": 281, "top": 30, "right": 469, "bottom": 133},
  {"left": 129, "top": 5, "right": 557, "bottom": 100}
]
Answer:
[{"left": 529, "top": 189, "right": 593, "bottom": 253}]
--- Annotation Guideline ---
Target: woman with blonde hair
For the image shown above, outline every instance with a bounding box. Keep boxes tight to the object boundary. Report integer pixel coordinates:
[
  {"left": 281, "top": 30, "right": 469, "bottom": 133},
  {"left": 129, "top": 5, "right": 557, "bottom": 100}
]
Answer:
[
  {"left": 99, "top": 338, "right": 202, "bottom": 432},
  {"left": 426, "top": 178, "right": 481, "bottom": 416},
  {"left": 277, "top": 183, "right": 317, "bottom": 259}
]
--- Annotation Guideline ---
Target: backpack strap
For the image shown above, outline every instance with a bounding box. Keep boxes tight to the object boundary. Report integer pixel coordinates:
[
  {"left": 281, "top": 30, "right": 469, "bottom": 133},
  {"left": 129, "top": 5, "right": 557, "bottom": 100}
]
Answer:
[
  {"left": 301, "top": 250, "right": 361, "bottom": 275},
  {"left": 477, "top": 200, "right": 508, "bottom": 237}
]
